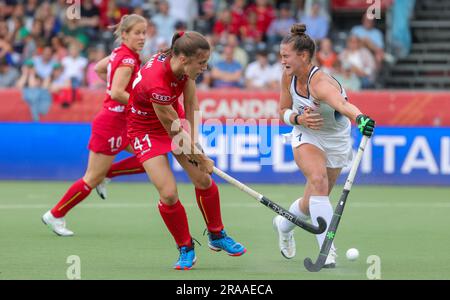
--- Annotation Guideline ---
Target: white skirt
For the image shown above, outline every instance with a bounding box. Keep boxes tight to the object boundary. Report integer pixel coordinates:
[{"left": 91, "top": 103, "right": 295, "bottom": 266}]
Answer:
[{"left": 288, "top": 125, "right": 353, "bottom": 169}]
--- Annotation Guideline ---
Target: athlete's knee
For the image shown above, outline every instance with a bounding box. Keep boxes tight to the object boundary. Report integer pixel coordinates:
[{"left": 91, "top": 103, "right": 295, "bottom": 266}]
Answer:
[
  {"left": 159, "top": 187, "right": 179, "bottom": 204},
  {"left": 83, "top": 173, "right": 105, "bottom": 188},
  {"left": 308, "top": 173, "right": 328, "bottom": 194},
  {"left": 192, "top": 173, "right": 212, "bottom": 190}
]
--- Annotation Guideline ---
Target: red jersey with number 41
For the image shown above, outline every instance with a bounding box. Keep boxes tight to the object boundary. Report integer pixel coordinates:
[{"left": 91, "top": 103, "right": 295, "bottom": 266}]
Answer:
[
  {"left": 127, "top": 53, "right": 188, "bottom": 137},
  {"left": 103, "top": 43, "right": 141, "bottom": 114}
]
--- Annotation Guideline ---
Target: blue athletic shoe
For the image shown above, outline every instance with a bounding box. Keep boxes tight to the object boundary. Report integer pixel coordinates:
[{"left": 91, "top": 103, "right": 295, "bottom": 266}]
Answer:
[
  {"left": 174, "top": 244, "right": 197, "bottom": 270},
  {"left": 208, "top": 230, "right": 246, "bottom": 256}
]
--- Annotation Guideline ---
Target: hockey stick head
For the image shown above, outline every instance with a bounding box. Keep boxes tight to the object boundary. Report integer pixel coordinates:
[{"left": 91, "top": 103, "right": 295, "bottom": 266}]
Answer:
[
  {"left": 304, "top": 257, "right": 324, "bottom": 272},
  {"left": 314, "top": 216, "right": 327, "bottom": 234}
]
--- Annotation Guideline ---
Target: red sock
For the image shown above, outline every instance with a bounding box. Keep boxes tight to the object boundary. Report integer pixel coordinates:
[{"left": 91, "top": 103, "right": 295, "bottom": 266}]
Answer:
[
  {"left": 51, "top": 179, "right": 92, "bottom": 218},
  {"left": 195, "top": 180, "right": 224, "bottom": 233},
  {"left": 158, "top": 200, "right": 192, "bottom": 247},
  {"left": 106, "top": 156, "right": 145, "bottom": 178}
]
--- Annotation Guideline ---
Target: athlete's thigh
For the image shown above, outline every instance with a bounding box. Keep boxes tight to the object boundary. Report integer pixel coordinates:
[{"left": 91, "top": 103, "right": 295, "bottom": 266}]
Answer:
[
  {"left": 326, "top": 167, "right": 342, "bottom": 195},
  {"left": 173, "top": 153, "right": 211, "bottom": 189},
  {"left": 142, "top": 154, "right": 177, "bottom": 194},
  {"left": 293, "top": 143, "right": 328, "bottom": 179}
]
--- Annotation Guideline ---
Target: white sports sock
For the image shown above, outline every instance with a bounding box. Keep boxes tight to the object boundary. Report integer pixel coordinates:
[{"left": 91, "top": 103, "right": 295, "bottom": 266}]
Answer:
[
  {"left": 309, "top": 195, "right": 335, "bottom": 250},
  {"left": 279, "top": 198, "right": 310, "bottom": 233}
]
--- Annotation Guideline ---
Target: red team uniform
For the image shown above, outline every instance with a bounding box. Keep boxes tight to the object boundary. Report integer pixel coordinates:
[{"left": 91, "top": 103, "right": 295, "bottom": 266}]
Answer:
[
  {"left": 48, "top": 44, "right": 144, "bottom": 219},
  {"left": 127, "top": 53, "right": 186, "bottom": 163},
  {"left": 89, "top": 43, "right": 141, "bottom": 155}
]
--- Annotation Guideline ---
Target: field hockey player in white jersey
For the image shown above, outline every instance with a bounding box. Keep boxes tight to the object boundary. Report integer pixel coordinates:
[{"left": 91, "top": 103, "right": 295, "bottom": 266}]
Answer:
[{"left": 273, "top": 23, "right": 375, "bottom": 268}]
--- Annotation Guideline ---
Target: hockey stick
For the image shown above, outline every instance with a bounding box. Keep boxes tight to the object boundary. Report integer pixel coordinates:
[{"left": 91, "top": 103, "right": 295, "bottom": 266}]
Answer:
[
  {"left": 304, "top": 135, "right": 369, "bottom": 272},
  {"left": 213, "top": 167, "right": 327, "bottom": 235}
]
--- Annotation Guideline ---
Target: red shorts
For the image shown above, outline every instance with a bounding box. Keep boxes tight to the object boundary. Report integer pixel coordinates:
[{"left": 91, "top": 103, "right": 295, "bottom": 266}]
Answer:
[
  {"left": 129, "top": 132, "right": 178, "bottom": 164},
  {"left": 88, "top": 109, "right": 129, "bottom": 156}
]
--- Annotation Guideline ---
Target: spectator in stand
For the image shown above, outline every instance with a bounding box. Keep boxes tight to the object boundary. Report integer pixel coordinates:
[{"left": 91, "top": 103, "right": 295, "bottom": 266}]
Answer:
[
  {"left": 22, "top": 19, "right": 45, "bottom": 63},
  {"left": 244, "top": 49, "right": 274, "bottom": 89},
  {"left": 390, "top": 0, "right": 416, "bottom": 59},
  {"left": 61, "top": 18, "right": 88, "bottom": 51},
  {"left": 24, "top": 0, "right": 39, "bottom": 20},
  {"left": 0, "top": 21, "right": 14, "bottom": 64},
  {"left": 245, "top": 0, "right": 275, "bottom": 39},
  {"left": 51, "top": 36, "right": 68, "bottom": 62},
  {"left": 299, "top": 2, "right": 329, "bottom": 41},
  {"left": 0, "top": 56, "right": 19, "bottom": 87},
  {"left": 152, "top": 0, "right": 177, "bottom": 45},
  {"left": 86, "top": 46, "right": 107, "bottom": 89},
  {"left": 79, "top": 0, "right": 100, "bottom": 43},
  {"left": 316, "top": 37, "right": 337, "bottom": 74},
  {"left": 51, "top": 0, "right": 69, "bottom": 26},
  {"left": 267, "top": 3, "right": 297, "bottom": 45},
  {"left": 240, "top": 10, "right": 264, "bottom": 46},
  {"left": 269, "top": 53, "right": 283, "bottom": 90},
  {"left": 61, "top": 41, "right": 88, "bottom": 90},
  {"left": 339, "top": 35, "right": 376, "bottom": 89},
  {"left": 226, "top": 33, "right": 248, "bottom": 68},
  {"left": 105, "top": 1, "right": 125, "bottom": 28},
  {"left": 205, "top": 34, "right": 221, "bottom": 68},
  {"left": 213, "top": 9, "right": 240, "bottom": 41},
  {"left": 195, "top": 0, "right": 216, "bottom": 34},
  {"left": 211, "top": 44, "right": 243, "bottom": 88},
  {"left": 16, "top": 59, "right": 52, "bottom": 121},
  {"left": 35, "top": 2, "right": 61, "bottom": 45},
  {"left": 350, "top": 13, "right": 386, "bottom": 68},
  {"left": 9, "top": 15, "right": 28, "bottom": 54},
  {"left": 197, "top": 34, "right": 221, "bottom": 90},
  {"left": 141, "top": 20, "right": 164, "bottom": 60},
  {"left": 44, "top": 62, "right": 73, "bottom": 107},
  {"left": 332, "top": 60, "right": 362, "bottom": 92},
  {"left": 230, "top": 0, "right": 247, "bottom": 33},
  {"left": 35, "top": 1, "right": 53, "bottom": 22},
  {"left": 7, "top": 3, "right": 26, "bottom": 33},
  {"left": 33, "top": 45, "right": 56, "bottom": 80},
  {"left": 42, "top": 15, "right": 59, "bottom": 45},
  {"left": 175, "top": 20, "right": 187, "bottom": 33},
  {"left": 168, "top": 0, "right": 198, "bottom": 27}
]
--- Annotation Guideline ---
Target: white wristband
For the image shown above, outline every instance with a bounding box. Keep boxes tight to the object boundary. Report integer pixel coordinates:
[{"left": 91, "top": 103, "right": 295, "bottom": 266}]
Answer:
[{"left": 283, "top": 109, "right": 295, "bottom": 126}]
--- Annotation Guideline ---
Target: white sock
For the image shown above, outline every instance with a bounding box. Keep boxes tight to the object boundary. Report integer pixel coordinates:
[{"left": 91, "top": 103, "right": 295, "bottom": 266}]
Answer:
[
  {"left": 309, "top": 195, "right": 335, "bottom": 250},
  {"left": 279, "top": 198, "right": 310, "bottom": 233}
]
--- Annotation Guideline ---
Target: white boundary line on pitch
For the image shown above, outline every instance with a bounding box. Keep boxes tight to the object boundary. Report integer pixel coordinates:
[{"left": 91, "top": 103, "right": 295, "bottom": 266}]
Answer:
[{"left": 1, "top": 202, "right": 450, "bottom": 209}]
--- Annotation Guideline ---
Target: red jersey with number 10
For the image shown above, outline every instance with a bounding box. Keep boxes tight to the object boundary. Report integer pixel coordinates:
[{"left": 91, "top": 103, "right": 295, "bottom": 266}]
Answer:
[
  {"left": 127, "top": 53, "right": 187, "bottom": 137},
  {"left": 103, "top": 43, "right": 141, "bottom": 115}
]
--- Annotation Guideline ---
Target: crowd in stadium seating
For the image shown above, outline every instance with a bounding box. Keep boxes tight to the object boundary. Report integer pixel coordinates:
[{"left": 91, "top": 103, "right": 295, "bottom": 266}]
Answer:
[{"left": 0, "top": 0, "right": 391, "bottom": 119}]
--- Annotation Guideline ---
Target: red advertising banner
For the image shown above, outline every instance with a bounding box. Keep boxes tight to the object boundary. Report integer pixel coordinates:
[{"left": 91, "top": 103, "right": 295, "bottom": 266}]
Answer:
[{"left": 1, "top": 88, "right": 449, "bottom": 126}]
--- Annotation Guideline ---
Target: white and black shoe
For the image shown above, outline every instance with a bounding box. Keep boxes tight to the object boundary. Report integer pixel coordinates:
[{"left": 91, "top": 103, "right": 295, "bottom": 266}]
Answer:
[
  {"left": 42, "top": 210, "right": 74, "bottom": 237},
  {"left": 273, "top": 215, "right": 296, "bottom": 259},
  {"left": 95, "top": 178, "right": 111, "bottom": 200},
  {"left": 323, "top": 247, "right": 337, "bottom": 268}
]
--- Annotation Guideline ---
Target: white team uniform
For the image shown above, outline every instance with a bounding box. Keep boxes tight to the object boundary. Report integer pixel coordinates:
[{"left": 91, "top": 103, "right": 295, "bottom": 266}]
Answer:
[{"left": 288, "top": 66, "right": 353, "bottom": 169}]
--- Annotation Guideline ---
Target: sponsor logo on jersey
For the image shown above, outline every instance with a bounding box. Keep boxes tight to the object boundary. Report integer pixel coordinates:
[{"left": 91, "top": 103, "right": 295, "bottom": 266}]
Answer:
[
  {"left": 108, "top": 105, "right": 125, "bottom": 113},
  {"left": 121, "top": 58, "right": 135, "bottom": 65},
  {"left": 131, "top": 106, "right": 148, "bottom": 116},
  {"left": 152, "top": 93, "right": 172, "bottom": 102},
  {"left": 170, "top": 82, "right": 178, "bottom": 87},
  {"left": 157, "top": 54, "right": 167, "bottom": 62}
]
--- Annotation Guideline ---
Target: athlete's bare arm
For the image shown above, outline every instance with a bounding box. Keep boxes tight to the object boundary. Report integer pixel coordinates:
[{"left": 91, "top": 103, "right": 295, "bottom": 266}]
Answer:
[
  {"left": 182, "top": 79, "right": 199, "bottom": 144},
  {"left": 310, "top": 73, "right": 362, "bottom": 122},
  {"left": 278, "top": 71, "right": 323, "bottom": 129},
  {"left": 278, "top": 71, "right": 294, "bottom": 122},
  {"left": 153, "top": 102, "right": 212, "bottom": 172},
  {"left": 110, "top": 66, "right": 133, "bottom": 104},
  {"left": 94, "top": 56, "right": 109, "bottom": 82}
]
